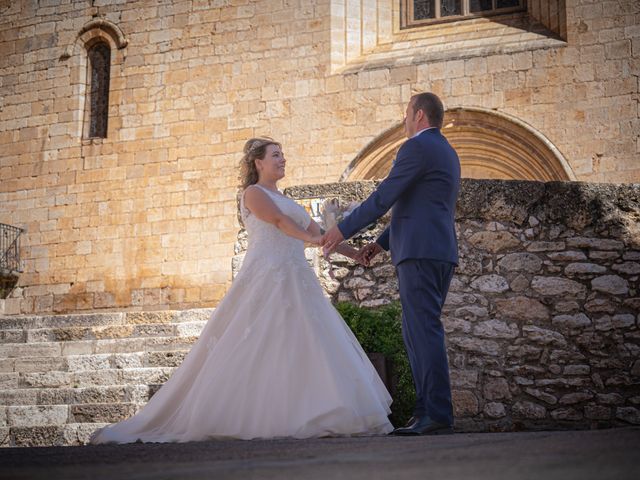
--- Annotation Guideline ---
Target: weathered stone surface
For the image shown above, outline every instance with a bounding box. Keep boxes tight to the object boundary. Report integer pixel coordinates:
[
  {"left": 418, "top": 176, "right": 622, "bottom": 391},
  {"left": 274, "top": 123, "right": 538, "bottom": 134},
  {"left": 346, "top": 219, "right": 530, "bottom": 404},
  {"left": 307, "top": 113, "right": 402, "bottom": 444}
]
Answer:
[
  {"left": 564, "top": 263, "right": 607, "bottom": 275},
  {"left": 527, "top": 241, "right": 565, "bottom": 252},
  {"left": 596, "top": 393, "right": 624, "bottom": 405},
  {"left": 443, "top": 317, "right": 472, "bottom": 333},
  {"left": 21, "top": 372, "right": 70, "bottom": 388},
  {"left": 512, "top": 401, "right": 546, "bottom": 419},
  {"left": 449, "top": 337, "right": 501, "bottom": 356},
  {"left": 591, "top": 275, "right": 629, "bottom": 295},
  {"left": 522, "top": 326, "right": 566, "bottom": 346},
  {"left": 473, "top": 320, "right": 519, "bottom": 339},
  {"left": 615, "top": 407, "right": 640, "bottom": 425},
  {"left": 468, "top": 231, "right": 521, "bottom": 253},
  {"left": 584, "top": 298, "right": 617, "bottom": 314},
  {"left": 470, "top": 275, "right": 509, "bottom": 293},
  {"left": 453, "top": 390, "right": 479, "bottom": 415},
  {"left": 531, "top": 277, "right": 586, "bottom": 297},
  {"left": 454, "top": 306, "right": 489, "bottom": 320},
  {"left": 69, "top": 403, "right": 139, "bottom": 423},
  {"left": 559, "top": 392, "right": 594, "bottom": 405},
  {"left": 588, "top": 251, "right": 620, "bottom": 260},
  {"left": 484, "top": 402, "right": 506, "bottom": 418},
  {"left": 611, "top": 262, "right": 640, "bottom": 275},
  {"left": 7, "top": 405, "right": 68, "bottom": 427},
  {"left": 595, "top": 314, "right": 636, "bottom": 331},
  {"left": 563, "top": 365, "right": 590, "bottom": 376},
  {"left": 497, "top": 253, "right": 542, "bottom": 272},
  {"left": 554, "top": 301, "right": 580, "bottom": 313},
  {"left": 585, "top": 405, "right": 611, "bottom": 420},
  {"left": 66, "top": 354, "right": 110, "bottom": 372},
  {"left": 547, "top": 251, "right": 587, "bottom": 262},
  {"left": 552, "top": 314, "right": 592, "bottom": 329},
  {"left": 495, "top": 297, "right": 549, "bottom": 321},
  {"left": 510, "top": 274, "right": 529, "bottom": 292},
  {"left": 11, "top": 426, "right": 61, "bottom": 447},
  {"left": 550, "top": 408, "right": 582, "bottom": 420},
  {"left": 525, "top": 388, "right": 558, "bottom": 405},
  {"left": 484, "top": 378, "right": 511, "bottom": 401},
  {"left": 126, "top": 312, "right": 175, "bottom": 325},
  {"left": 566, "top": 237, "right": 624, "bottom": 250},
  {"left": 450, "top": 370, "right": 479, "bottom": 389}
]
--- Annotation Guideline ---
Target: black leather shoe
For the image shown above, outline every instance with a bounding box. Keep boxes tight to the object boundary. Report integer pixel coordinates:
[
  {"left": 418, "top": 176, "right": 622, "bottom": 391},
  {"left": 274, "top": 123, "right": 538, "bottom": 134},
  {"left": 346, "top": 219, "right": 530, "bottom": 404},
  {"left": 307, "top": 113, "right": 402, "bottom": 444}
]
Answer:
[
  {"left": 389, "top": 416, "right": 418, "bottom": 435},
  {"left": 391, "top": 417, "right": 453, "bottom": 436}
]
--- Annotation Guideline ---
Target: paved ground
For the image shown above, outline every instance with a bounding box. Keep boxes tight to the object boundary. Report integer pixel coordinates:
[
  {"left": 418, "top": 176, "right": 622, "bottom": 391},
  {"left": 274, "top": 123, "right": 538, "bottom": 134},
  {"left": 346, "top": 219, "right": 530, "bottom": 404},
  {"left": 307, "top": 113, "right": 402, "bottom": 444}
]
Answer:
[{"left": 1, "top": 427, "right": 639, "bottom": 480}]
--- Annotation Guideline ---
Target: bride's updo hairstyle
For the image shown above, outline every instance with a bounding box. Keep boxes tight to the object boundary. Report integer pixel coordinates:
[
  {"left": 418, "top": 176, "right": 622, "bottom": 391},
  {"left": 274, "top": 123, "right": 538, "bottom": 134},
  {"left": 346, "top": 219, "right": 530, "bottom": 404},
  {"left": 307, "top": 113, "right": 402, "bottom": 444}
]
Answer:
[{"left": 239, "top": 137, "right": 281, "bottom": 189}]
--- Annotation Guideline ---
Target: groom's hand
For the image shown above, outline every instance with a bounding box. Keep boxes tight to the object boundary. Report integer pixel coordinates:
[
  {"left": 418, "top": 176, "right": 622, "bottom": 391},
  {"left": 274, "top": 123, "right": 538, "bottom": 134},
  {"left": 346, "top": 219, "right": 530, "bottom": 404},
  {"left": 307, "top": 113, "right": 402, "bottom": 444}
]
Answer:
[
  {"left": 321, "top": 226, "right": 344, "bottom": 254},
  {"left": 359, "top": 243, "right": 383, "bottom": 266}
]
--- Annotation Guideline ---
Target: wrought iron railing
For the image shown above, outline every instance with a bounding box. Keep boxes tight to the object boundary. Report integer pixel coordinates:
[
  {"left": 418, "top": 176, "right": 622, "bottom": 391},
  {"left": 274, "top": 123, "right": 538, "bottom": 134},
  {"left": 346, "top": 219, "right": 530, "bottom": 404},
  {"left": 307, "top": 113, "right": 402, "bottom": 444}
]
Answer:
[{"left": 1, "top": 222, "right": 24, "bottom": 273}]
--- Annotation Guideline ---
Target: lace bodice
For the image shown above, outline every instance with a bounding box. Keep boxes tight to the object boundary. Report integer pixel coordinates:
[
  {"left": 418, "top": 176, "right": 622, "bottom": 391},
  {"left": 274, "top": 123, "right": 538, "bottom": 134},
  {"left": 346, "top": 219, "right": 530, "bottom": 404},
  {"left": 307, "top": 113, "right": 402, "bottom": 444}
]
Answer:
[{"left": 240, "top": 185, "right": 312, "bottom": 264}]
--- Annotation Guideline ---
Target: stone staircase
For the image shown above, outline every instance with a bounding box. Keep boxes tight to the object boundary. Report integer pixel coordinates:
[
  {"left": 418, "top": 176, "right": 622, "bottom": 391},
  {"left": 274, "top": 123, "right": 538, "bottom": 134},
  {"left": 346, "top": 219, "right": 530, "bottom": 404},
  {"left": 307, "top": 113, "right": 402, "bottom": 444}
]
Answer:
[{"left": 0, "top": 309, "right": 214, "bottom": 447}]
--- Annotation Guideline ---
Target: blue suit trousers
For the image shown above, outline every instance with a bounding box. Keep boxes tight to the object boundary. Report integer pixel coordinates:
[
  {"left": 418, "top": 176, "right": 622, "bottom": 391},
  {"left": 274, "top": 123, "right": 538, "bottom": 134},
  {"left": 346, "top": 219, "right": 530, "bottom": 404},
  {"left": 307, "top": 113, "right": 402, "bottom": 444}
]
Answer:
[{"left": 396, "top": 258, "right": 454, "bottom": 426}]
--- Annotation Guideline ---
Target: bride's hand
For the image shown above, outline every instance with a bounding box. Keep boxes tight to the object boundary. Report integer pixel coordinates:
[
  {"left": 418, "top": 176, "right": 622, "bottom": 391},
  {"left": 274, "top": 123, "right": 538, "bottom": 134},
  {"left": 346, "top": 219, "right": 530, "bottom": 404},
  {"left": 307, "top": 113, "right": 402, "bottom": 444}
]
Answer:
[{"left": 308, "top": 235, "right": 323, "bottom": 246}]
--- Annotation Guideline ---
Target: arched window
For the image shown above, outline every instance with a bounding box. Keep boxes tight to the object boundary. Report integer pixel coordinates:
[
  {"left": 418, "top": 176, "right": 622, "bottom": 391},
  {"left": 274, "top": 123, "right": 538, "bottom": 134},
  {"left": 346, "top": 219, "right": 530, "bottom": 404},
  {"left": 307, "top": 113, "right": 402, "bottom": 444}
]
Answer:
[{"left": 87, "top": 42, "right": 111, "bottom": 138}]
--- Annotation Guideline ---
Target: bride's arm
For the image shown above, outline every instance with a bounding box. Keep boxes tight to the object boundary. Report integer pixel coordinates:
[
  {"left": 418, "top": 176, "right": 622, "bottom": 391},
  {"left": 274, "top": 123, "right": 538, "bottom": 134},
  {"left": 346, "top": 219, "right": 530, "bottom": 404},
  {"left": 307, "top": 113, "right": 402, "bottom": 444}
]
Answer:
[
  {"left": 306, "top": 219, "right": 361, "bottom": 261},
  {"left": 244, "top": 186, "right": 321, "bottom": 245}
]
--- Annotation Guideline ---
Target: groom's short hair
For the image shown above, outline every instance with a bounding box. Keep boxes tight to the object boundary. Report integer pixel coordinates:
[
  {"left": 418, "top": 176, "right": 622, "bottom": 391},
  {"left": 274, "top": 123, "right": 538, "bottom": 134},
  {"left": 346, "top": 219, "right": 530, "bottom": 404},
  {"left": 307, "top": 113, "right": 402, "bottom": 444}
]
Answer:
[{"left": 412, "top": 93, "right": 444, "bottom": 129}]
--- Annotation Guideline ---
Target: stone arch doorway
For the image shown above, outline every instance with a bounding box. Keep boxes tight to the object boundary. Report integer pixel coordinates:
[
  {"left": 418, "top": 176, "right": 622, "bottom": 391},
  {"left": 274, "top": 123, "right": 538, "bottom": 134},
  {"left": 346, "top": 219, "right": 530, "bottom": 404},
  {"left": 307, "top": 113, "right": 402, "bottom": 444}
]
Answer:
[{"left": 340, "top": 107, "right": 576, "bottom": 182}]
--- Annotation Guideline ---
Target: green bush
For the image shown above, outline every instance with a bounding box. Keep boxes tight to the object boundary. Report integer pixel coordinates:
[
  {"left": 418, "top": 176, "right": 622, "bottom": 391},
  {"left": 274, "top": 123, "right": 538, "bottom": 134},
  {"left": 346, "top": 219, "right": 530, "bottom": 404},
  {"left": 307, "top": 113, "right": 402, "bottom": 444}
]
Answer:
[{"left": 336, "top": 301, "right": 415, "bottom": 426}]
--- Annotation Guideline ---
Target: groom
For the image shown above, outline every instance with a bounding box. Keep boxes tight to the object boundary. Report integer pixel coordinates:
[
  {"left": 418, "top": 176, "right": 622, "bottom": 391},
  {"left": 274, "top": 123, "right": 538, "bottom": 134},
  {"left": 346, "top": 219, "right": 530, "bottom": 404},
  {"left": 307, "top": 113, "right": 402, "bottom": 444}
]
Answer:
[{"left": 322, "top": 92, "right": 460, "bottom": 435}]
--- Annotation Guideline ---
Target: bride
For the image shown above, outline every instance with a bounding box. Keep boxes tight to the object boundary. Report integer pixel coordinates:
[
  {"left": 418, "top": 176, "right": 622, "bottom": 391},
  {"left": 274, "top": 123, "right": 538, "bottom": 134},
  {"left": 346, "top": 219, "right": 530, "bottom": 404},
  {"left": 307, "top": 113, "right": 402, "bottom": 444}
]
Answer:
[{"left": 90, "top": 138, "right": 393, "bottom": 443}]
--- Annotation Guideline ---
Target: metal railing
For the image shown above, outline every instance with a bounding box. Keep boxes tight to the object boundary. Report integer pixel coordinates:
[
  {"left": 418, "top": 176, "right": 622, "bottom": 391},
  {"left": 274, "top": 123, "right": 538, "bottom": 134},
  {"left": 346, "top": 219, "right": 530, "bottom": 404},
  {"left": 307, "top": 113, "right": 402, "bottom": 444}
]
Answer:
[{"left": 1, "top": 222, "right": 24, "bottom": 273}]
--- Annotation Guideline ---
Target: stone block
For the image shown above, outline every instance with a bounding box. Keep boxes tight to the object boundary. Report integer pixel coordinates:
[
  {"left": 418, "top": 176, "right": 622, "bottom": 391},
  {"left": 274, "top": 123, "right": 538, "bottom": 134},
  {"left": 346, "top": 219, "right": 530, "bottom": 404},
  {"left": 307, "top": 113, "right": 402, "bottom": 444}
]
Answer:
[
  {"left": 495, "top": 297, "right": 549, "bottom": 321},
  {"left": 591, "top": 275, "right": 629, "bottom": 295},
  {"left": 470, "top": 275, "right": 509, "bottom": 293},
  {"left": 552, "top": 313, "right": 592, "bottom": 329},
  {"left": 564, "top": 263, "right": 607, "bottom": 275},
  {"left": 7, "top": 405, "right": 68, "bottom": 427},
  {"left": 484, "top": 402, "right": 506, "bottom": 418},
  {"left": 11, "top": 426, "right": 62, "bottom": 447},
  {"left": 531, "top": 276, "right": 586, "bottom": 297},
  {"left": 473, "top": 320, "right": 519, "bottom": 339},
  {"left": 483, "top": 378, "right": 511, "bottom": 401},
  {"left": 468, "top": 231, "right": 520, "bottom": 253},
  {"left": 522, "top": 326, "right": 566, "bottom": 347},
  {"left": 453, "top": 390, "right": 479, "bottom": 415},
  {"left": 512, "top": 401, "right": 546, "bottom": 419}
]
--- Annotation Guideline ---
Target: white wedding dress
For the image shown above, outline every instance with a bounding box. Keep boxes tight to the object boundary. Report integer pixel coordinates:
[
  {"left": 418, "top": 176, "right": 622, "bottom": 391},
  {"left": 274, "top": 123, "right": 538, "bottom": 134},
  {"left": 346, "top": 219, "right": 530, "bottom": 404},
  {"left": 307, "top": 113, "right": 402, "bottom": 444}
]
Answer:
[{"left": 90, "top": 185, "right": 393, "bottom": 443}]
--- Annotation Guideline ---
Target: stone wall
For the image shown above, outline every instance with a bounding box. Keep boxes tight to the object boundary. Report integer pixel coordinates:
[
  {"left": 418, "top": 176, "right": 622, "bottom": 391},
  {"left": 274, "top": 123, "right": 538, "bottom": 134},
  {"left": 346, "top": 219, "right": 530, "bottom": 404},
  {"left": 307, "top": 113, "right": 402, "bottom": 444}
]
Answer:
[
  {"left": 234, "top": 180, "right": 640, "bottom": 431},
  {"left": 1, "top": 0, "right": 639, "bottom": 315}
]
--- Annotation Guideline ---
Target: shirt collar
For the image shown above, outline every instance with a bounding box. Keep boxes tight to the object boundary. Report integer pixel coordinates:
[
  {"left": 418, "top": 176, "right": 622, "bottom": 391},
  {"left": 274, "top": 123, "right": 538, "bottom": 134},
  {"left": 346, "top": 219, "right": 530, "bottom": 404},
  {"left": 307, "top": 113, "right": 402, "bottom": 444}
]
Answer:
[{"left": 412, "top": 127, "right": 437, "bottom": 138}]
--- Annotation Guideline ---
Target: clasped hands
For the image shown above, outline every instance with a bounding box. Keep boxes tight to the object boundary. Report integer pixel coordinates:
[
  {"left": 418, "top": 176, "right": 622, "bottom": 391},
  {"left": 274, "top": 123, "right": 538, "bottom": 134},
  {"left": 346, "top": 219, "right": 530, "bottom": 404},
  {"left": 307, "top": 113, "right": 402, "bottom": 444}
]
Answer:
[{"left": 316, "top": 226, "right": 383, "bottom": 267}]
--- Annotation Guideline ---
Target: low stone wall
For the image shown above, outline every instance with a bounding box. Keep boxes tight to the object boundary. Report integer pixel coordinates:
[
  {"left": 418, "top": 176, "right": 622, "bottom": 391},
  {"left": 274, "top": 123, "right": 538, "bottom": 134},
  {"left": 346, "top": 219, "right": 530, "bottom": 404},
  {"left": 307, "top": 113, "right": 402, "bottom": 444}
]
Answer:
[{"left": 234, "top": 179, "right": 640, "bottom": 431}]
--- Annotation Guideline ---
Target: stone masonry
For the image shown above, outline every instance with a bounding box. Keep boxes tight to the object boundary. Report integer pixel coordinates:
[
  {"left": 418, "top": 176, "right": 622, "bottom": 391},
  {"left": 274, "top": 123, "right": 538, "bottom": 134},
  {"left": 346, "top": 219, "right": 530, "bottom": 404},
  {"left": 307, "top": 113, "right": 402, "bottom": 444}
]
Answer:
[
  {"left": 235, "top": 179, "right": 640, "bottom": 431},
  {"left": 1, "top": 0, "right": 639, "bottom": 315}
]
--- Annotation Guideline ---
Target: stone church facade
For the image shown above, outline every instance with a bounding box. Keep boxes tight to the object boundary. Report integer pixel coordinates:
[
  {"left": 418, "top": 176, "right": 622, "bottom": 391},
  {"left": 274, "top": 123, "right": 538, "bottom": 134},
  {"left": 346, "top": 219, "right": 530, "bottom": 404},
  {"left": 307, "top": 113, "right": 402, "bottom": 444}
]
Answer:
[{"left": 0, "top": 0, "right": 638, "bottom": 315}]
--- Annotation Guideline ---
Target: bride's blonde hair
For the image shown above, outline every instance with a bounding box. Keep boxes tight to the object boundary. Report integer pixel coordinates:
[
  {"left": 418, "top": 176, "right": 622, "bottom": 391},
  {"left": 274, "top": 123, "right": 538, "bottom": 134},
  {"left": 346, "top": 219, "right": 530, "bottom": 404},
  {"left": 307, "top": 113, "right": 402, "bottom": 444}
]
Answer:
[{"left": 239, "top": 137, "right": 281, "bottom": 190}]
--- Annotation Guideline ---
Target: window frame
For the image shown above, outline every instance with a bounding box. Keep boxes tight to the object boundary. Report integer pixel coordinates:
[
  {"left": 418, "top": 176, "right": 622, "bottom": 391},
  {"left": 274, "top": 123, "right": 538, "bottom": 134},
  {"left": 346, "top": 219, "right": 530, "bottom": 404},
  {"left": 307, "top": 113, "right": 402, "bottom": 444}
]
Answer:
[{"left": 401, "top": 0, "right": 527, "bottom": 29}]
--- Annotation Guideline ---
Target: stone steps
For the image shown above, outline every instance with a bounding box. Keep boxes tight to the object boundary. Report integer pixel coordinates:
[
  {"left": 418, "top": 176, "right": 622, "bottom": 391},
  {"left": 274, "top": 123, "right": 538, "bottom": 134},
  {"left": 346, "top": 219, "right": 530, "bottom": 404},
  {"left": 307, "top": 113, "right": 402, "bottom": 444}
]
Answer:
[
  {"left": 1, "top": 366, "right": 179, "bottom": 390},
  {"left": 0, "top": 320, "right": 207, "bottom": 344},
  {"left": 0, "top": 334, "right": 199, "bottom": 359},
  {"left": 1, "top": 350, "right": 188, "bottom": 375},
  {"left": 0, "top": 384, "right": 154, "bottom": 406},
  {"left": 0, "top": 310, "right": 214, "bottom": 447},
  {"left": 1, "top": 422, "right": 112, "bottom": 447},
  {"left": 0, "top": 309, "right": 214, "bottom": 330}
]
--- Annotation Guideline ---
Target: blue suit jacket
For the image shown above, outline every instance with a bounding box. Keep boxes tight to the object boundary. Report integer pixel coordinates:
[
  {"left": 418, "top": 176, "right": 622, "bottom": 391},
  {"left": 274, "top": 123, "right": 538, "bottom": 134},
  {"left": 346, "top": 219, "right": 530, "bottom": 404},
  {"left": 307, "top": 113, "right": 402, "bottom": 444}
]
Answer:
[{"left": 338, "top": 128, "right": 461, "bottom": 266}]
